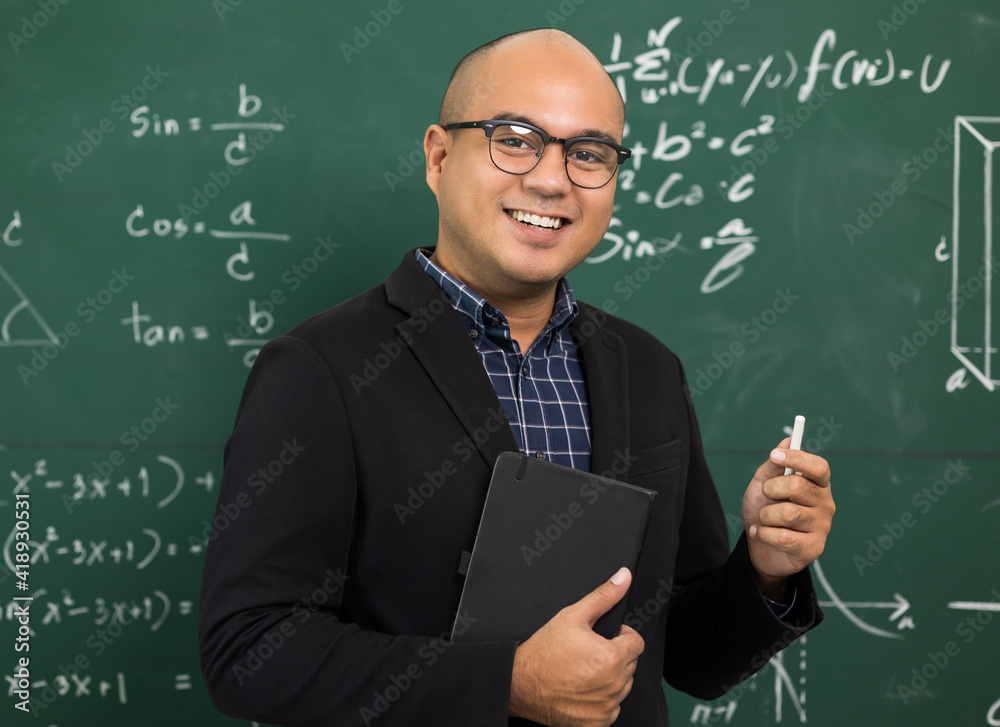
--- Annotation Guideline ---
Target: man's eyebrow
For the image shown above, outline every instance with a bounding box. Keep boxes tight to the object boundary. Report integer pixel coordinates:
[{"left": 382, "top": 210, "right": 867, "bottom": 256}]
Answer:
[{"left": 491, "top": 111, "right": 620, "bottom": 144}]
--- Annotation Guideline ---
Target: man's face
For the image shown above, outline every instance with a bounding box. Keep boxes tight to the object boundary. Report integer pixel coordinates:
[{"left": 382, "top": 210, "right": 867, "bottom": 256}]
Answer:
[{"left": 425, "top": 37, "right": 624, "bottom": 302}]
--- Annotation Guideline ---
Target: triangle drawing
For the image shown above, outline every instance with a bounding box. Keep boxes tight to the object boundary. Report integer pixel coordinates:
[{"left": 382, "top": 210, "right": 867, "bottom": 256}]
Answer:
[{"left": 0, "top": 261, "right": 59, "bottom": 347}]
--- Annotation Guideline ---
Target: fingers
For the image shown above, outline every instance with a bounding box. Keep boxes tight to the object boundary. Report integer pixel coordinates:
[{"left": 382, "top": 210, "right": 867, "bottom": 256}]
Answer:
[
  {"left": 770, "top": 447, "right": 832, "bottom": 488},
  {"left": 514, "top": 570, "right": 644, "bottom": 727},
  {"left": 762, "top": 472, "right": 827, "bottom": 505},
  {"left": 568, "top": 568, "right": 632, "bottom": 628},
  {"left": 751, "top": 496, "right": 833, "bottom": 563},
  {"left": 757, "top": 500, "right": 816, "bottom": 532},
  {"left": 750, "top": 437, "right": 792, "bottom": 483},
  {"left": 614, "top": 623, "right": 645, "bottom": 662},
  {"left": 751, "top": 519, "right": 829, "bottom": 560},
  {"left": 750, "top": 523, "right": 810, "bottom": 557}
]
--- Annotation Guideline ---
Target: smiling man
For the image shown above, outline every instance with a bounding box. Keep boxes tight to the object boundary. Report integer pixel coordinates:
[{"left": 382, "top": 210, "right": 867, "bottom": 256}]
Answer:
[{"left": 199, "top": 29, "right": 834, "bottom": 727}]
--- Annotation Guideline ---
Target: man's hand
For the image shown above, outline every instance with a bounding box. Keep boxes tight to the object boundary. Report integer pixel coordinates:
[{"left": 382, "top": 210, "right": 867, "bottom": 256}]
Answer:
[
  {"left": 509, "top": 567, "right": 645, "bottom": 727},
  {"left": 742, "top": 438, "right": 835, "bottom": 599}
]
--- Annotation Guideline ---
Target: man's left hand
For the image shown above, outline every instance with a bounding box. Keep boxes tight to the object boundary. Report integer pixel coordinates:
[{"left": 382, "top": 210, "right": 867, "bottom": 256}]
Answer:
[{"left": 741, "top": 437, "right": 835, "bottom": 597}]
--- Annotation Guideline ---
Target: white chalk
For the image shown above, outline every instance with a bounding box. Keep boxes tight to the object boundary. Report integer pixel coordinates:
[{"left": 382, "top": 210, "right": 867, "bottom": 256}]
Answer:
[{"left": 784, "top": 415, "right": 805, "bottom": 475}]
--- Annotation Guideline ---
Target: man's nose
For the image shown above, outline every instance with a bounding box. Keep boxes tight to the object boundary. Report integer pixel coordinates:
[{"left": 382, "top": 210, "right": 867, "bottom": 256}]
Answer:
[{"left": 522, "top": 142, "right": 573, "bottom": 195}]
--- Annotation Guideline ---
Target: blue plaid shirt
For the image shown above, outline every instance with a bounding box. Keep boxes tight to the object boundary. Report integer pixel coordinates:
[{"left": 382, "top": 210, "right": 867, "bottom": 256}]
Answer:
[{"left": 416, "top": 249, "right": 591, "bottom": 472}]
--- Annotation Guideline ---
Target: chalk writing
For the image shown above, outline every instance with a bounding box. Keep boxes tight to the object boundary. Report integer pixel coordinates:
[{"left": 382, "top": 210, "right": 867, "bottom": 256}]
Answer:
[
  {"left": 129, "top": 84, "right": 289, "bottom": 166},
  {"left": 950, "top": 117, "right": 999, "bottom": 392},
  {"left": 602, "top": 20, "right": 950, "bottom": 108},
  {"left": 125, "top": 200, "right": 291, "bottom": 282}
]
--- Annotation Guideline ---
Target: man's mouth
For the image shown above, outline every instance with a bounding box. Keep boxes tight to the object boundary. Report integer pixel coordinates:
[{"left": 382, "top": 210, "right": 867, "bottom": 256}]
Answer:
[{"left": 505, "top": 209, "right": 566, "bottom": 230}]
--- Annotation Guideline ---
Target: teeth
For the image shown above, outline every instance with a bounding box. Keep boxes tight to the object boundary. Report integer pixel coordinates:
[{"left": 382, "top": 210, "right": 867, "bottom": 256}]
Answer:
[{"left": 508, "top": 210, "right": 564, "bottom": 230}]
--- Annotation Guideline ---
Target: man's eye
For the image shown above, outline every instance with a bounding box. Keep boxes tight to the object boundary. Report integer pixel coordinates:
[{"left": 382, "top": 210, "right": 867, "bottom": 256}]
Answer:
[
  {"left": 568, "top": 143, "right": 615, "bottom": 166},
  {"left": 500, "top": 137, "right": 532, "bottom": 150}
]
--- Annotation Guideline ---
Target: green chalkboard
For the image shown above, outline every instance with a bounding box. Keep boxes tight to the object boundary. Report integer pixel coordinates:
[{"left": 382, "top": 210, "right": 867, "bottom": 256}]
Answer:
[{"left": 1, "top": 0, "right": 998, "bottom": 725}]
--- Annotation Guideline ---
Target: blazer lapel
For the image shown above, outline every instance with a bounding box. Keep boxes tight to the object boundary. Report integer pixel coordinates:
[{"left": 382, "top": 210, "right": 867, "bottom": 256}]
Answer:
[
  {"left": 386, "top": 251, "right": 631, "bottom": 479},
  {"left": 572, "top": 308, "right": 631, "bottom": 482},
  {"left": 386, "top": 251, "right": 520, "bottom": 469}
]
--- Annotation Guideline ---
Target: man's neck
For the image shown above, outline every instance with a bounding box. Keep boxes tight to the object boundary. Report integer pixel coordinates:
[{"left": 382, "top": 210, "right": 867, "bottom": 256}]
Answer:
[
  {"left": 428, "top": 249, "right": 557, "bottom": 354},
  {"left": 492, "top": 292, "right": 555, "bottom": 354}
]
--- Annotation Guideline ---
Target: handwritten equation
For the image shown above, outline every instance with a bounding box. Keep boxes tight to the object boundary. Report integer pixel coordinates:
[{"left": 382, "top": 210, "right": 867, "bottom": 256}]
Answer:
[
  {"left": 4, "top": 524, "right": 205, "bottom": 572},
  {"left": 603, "top": 20, "right": 950, "bottom": 107},
  {"left": 2, "top": 588, "right": 192, "bottom": 633},
  {"left": 124, "top": 199, "right": 292, "bottom": 282},
  {"left": 587, "top": 18, "right": 953, "bottom": 296},
  {"left": 129, "top": 83, "right": 291, "bottom": 166},
  {"left": 4, "top": 457, "right": 214, "bottom": 512}
]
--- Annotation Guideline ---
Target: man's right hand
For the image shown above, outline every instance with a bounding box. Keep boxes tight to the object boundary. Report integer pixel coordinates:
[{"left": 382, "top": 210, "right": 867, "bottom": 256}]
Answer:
[{"left": 508, "top": 567, "right": 645, "bottom": 727}]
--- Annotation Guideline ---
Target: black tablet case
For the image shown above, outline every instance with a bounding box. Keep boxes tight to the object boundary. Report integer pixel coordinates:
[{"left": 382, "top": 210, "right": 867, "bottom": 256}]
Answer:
[{"left": 451, "top": 451, "right": 656, "bottom": 643}]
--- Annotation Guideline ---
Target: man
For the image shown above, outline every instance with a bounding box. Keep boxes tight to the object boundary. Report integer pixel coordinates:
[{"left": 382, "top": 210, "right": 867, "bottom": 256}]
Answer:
[{"left": 199, "top": 28, "right": 835, "bottom": 727}]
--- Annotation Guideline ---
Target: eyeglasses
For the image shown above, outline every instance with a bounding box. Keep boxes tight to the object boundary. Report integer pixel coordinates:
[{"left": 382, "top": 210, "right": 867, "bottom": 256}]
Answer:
[{"left": 442, "top": 119, "right": 631, "bottom": 189}]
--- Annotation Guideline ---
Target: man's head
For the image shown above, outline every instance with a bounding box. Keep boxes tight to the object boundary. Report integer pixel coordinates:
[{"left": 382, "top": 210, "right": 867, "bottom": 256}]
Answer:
[{"left": 424, "top": 29, "right": 627, "bottom": 305}]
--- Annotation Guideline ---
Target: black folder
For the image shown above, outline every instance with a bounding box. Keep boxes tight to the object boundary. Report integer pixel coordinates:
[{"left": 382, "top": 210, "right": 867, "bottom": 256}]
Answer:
[{"left": 451, "top": 451, "right": 656, "bottom": 643}]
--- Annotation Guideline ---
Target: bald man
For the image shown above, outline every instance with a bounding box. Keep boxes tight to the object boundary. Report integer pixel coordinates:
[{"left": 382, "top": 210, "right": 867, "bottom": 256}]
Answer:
[{"left": 199, "top": 29, "right": 833, "bottom": 727}]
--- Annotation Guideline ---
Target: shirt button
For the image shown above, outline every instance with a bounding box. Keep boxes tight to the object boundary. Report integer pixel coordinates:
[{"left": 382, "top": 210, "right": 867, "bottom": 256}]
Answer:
[
  {"left": 469, "top": 329, "right": 479, "bottom": 339},
  {"left": 521, "top": 364, "right": 529, "bottom": 376},
  {"left": 535, "top": 450, "right": 545, "bottom": 460}
]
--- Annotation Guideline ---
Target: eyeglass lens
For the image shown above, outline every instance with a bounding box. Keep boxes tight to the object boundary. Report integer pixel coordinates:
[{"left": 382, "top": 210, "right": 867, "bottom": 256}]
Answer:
[{"left": 488, "top": 123, "right": 619, "bottom": 188}]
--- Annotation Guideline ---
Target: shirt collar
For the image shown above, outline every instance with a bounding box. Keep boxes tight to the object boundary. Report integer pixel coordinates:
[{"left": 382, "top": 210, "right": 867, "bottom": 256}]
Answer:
[{"left": 414, "top": 248, "right": 580, "bottom": 341}]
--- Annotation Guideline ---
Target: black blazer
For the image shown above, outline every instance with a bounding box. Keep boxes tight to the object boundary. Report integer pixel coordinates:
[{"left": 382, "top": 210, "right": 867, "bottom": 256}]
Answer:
[{"left": 198, "top": 249, "right": 822, "bottom": 727}]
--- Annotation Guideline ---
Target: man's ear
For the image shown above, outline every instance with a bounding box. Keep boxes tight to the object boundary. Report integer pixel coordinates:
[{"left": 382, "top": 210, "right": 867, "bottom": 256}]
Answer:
[{"left": 424, "top": 124, "right": 448, "bottom": 198}]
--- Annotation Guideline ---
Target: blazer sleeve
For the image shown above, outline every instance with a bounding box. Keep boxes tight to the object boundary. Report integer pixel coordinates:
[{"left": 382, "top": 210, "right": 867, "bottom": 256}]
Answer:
[
  {"left": 198, "top": 336, "right": 518, "bottom": 727},
  {"left": 661, "top": 362, "right": 823, "bottom": 700}
]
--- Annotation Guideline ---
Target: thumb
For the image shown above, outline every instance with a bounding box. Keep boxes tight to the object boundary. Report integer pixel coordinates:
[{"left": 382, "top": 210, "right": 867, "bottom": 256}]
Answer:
[
  {"left": 760, "top": 436, "right": 793, "bottom": 478},
  {"left": 567, "top": 567, "right": 632, "bottom": 627}
]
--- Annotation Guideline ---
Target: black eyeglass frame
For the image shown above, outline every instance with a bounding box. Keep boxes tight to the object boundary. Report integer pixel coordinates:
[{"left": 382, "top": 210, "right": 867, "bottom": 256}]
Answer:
[{"left": 442, "top": 119, "right": 632, "bottom": 189}]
